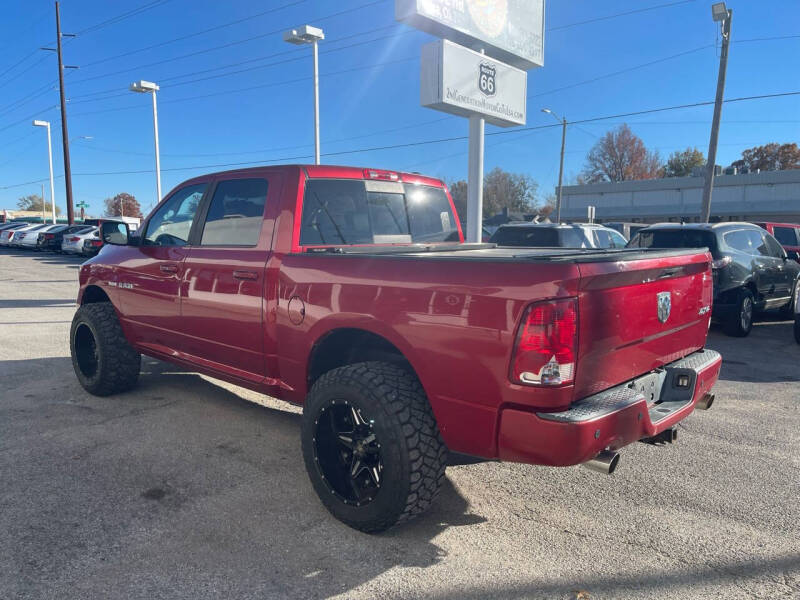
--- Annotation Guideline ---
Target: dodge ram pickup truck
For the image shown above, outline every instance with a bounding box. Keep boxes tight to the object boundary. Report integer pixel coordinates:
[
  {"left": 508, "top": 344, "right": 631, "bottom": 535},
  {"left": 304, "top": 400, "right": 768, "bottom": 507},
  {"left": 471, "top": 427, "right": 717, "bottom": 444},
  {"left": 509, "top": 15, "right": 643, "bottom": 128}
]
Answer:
[{"left": 71, "top": 164, "right": 721, "bottom": 532}]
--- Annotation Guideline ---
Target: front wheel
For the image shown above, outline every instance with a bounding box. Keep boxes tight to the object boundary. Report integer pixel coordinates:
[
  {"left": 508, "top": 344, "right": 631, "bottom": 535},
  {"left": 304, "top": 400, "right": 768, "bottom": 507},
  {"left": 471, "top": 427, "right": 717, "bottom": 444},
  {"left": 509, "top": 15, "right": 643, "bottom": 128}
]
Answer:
[
  {"left": 724, "top": 288, "right": 754, "bottom": 337},
  {"left": 301, "top": 362, "right": 447, "bottom": 533},
  {"left": 70, "top": 302, "right": 141, "bottom": 396}
]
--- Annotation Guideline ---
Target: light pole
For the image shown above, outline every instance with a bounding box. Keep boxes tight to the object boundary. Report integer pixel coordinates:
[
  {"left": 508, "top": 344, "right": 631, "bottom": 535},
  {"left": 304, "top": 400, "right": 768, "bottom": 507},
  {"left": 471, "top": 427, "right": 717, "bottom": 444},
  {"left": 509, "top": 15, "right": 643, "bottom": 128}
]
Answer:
[
  {"left": 32, "top": 119, "right": 56, "bottom": 224},
  {"left": 542, "top": 108, "right": 567, "bottom": 223},
  {"left": 283, "top": 25, "right": 324, "bottom": 165},
  {"left": 701, "top": 2, "right": 732, "bottom": 223},
  {"left": 129, "top": 80, "right": 162, "bottom": 203}
]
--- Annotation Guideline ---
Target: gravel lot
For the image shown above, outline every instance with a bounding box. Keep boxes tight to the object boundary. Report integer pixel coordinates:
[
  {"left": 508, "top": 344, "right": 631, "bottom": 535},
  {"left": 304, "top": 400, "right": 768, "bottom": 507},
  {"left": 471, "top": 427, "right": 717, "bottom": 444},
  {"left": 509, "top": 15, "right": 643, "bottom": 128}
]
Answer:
[{"left": 1, "top": 249, "right": 798, "bottom": 600}]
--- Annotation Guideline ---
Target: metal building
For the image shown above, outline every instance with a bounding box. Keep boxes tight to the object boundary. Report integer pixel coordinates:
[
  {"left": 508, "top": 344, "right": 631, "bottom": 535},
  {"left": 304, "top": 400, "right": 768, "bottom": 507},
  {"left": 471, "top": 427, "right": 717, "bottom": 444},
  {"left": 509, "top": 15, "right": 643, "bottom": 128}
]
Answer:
[{"left": 559, "top": 170, "right": 800, "bottom": 224}]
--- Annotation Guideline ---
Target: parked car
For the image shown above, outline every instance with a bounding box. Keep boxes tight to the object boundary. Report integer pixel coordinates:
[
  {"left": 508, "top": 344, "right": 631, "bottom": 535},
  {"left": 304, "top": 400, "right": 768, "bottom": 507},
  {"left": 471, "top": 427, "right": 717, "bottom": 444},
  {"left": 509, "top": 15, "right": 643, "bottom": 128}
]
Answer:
[
  {"left": 17, "top": 224, "right": 63, "bottom": 250},
  {"left": 37, "top": 224, "right": 85, "bottom": 252},
  {"left": 490, "top": 222, "right": 629, "bottom": 249},
  {"left": 61, "top": 226, "right": 99, "bottom": 254},
  {"left": 71, "top": 164, "right": 721, "bottom": 532},
  {"left": 0, "top": 222, "right": 31, "bottom": 243},
  {"left": 628, "top": 222, "right": 800, "bottom": 336},
  {"left": 4, "top": 223, "right": 49, "bottom": 247},
  {"left": 754, "top": 222, "right": 800, "bottom": 262}
]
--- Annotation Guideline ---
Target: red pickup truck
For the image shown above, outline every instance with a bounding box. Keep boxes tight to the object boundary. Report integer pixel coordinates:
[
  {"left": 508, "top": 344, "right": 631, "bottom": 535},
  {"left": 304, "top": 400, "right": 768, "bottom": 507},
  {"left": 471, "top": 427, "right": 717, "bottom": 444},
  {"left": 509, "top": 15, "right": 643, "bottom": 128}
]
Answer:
[{"left": 71, "top": 165, "right": 721, "bottom": 532}]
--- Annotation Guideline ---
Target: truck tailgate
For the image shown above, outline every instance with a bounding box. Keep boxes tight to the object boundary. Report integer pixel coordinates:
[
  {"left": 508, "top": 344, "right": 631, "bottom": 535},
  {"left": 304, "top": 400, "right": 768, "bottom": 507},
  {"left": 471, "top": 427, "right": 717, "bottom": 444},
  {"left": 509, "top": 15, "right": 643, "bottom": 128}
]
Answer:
[{"left": 574, "top": 251, "right": 712, "bottom": 400}]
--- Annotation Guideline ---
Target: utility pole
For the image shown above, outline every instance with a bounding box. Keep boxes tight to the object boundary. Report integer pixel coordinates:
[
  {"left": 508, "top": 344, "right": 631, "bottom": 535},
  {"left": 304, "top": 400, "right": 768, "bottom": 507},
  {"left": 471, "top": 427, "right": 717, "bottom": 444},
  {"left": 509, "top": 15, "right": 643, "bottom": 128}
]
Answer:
[
  {"left": 41, "top": 184, "right": 46, "bottom": 222},
  {"left": 542, "top": 109, "right": 567, "bottom": 223},
  {"left": 556, "top": 118, "right": 566, "bottom": 223},
  {"left": 701, "top": 3, "right": 732, "bottom": 223},
  {"left": 54, "top": 1, "right": 76, "bottom": 224}
]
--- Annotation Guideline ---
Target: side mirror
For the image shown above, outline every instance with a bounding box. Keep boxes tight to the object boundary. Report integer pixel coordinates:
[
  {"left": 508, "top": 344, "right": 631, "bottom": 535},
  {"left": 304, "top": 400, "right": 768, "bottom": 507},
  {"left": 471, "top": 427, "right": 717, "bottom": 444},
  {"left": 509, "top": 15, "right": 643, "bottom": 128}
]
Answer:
[{"left": 101, "top": 221, "right": 130, "bottom": 245}]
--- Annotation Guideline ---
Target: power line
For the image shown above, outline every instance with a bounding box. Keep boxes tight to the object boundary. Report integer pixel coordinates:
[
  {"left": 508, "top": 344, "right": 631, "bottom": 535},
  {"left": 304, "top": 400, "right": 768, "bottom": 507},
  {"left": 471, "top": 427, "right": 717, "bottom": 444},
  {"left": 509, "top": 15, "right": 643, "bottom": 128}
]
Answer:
[
  {"left": 71, "top": 0, "right": 389, "bottom": 86},
  {"left": 548, "top": 0, "right": 695, "bottom": 32},
  {"left": 68, "top": 54, "right": 417, "bottom": 118},
  {"left": 75, "top": 0, "right": 175, "bottom": 36},
  {"left": 81, "top": 0, "right": 310, "bottom": 67},
  {"left": 530, "top": 44, "right": 714, "bottom": 99},
  {"left": 36, "top": 90, "right": 800, "bottom": 180}
]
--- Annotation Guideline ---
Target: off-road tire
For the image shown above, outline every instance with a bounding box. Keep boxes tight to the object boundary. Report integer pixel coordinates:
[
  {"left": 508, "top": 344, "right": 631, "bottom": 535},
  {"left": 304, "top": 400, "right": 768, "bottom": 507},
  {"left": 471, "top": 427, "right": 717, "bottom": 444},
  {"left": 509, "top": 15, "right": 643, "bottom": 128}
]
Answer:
[
  {"left": 70, "top": 302, "right": 141, "bottom": 396},
  {"left": 724, "top": 288, "right": 754, "bottom": 337},
  {"left": 301, "top": 361, "right": 447, "bottom": 533}
]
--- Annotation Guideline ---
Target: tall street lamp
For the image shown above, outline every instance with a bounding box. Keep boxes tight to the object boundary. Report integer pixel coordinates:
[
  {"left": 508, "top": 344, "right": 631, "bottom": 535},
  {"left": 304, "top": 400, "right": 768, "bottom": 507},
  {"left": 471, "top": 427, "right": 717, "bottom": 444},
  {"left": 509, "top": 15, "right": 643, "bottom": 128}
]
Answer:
[
  {"left": 542, "top": 108, "right": 567, "bottom": 224},
  {"left": 283, "top": 25, "right": 324, "bottom": 165},
  {"left": 32, "top": 119, "right": 57, "bottom": 224},
  {"left": 129, "top": 80, "right": 162, "bottom": 203}
]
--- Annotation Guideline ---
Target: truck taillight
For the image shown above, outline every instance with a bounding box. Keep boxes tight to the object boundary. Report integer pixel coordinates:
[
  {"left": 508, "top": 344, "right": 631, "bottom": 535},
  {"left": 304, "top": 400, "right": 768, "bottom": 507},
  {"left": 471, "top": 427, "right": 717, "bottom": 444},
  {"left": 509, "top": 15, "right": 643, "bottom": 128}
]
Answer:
[{"left": 511, "top": 298, "right": 578, "bottom": 386}]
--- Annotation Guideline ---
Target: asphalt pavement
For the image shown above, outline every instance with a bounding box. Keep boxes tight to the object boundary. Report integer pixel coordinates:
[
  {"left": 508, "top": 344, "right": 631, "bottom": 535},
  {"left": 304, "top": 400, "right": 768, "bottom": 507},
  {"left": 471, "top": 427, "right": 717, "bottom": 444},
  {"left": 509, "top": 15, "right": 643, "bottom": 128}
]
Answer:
[{"left": 0, "top": 248, "right": 798, "bottom": 600}]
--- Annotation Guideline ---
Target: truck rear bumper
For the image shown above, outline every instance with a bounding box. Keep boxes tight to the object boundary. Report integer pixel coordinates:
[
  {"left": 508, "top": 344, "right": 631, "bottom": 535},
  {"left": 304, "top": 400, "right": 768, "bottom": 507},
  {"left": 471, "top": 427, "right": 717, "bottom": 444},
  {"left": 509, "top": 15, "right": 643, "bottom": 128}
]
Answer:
[{"left": 496, "top": 349, "right": 722, "bottom": 467}]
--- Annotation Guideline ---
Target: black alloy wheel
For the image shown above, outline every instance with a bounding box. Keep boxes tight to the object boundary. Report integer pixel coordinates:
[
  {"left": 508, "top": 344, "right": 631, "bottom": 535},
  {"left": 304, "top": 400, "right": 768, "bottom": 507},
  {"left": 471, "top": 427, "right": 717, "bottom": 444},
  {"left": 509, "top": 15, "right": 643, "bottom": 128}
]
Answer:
[{"left": 312, "top": 401, "right": 382, "bottom": 507}]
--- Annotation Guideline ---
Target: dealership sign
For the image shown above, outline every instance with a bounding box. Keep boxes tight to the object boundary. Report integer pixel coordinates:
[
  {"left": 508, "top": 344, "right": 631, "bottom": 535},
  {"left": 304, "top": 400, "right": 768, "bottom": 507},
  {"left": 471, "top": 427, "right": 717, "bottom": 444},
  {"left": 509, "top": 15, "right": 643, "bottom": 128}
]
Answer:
[
  {"left": 396, "top": 0, "right": 545, "bottom": 70},
  {"left": 421, "top": 39, "right": 526, "bottom": 127}
]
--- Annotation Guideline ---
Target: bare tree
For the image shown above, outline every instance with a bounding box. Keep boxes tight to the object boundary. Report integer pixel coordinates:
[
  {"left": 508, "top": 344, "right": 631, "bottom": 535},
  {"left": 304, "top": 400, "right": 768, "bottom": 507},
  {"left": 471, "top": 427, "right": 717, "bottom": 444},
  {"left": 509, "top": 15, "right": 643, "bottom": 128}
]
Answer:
[
  {"left": 731, "top": 143, "right": 800, "bottom": 172},
  {"left": 104, "top": 193, "right": 143, "bottom": 218},
  {"left": 582, "top": 124, "right": 663, "bottom": 183}
]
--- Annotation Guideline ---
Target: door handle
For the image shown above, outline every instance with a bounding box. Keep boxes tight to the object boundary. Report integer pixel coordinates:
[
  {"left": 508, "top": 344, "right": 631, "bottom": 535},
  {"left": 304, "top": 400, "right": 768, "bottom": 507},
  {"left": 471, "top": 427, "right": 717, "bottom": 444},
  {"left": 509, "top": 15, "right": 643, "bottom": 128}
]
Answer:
[
  {"left": 233, "top": 270, "right": 258, "bottom": 281},
  {"left": 159, "top": 263, "right": 178, "bottom": 274}
]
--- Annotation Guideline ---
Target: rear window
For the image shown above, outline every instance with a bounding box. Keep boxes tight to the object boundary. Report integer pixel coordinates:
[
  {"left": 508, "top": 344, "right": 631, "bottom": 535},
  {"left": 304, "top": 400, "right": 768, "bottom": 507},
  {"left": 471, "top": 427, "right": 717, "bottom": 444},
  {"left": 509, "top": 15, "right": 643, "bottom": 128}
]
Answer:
[
  {"left": 490, "top": 227, "right": 560, "bottom": 247},
  {"left": 299, "top": 179, "right": 459, "bottom": 246},
  {"left": 772, "top": 226, "right": 799, "bottom": 246},
  {"left": 633, "top": 229, "right": 717, "bottom": 252}
]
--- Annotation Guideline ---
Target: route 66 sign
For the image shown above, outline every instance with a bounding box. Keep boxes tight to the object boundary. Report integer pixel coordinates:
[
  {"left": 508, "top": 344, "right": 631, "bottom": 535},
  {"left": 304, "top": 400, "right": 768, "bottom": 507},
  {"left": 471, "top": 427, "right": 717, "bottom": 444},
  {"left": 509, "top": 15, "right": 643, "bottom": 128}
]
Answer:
[{"left": 478, "top": 63, "right": 496, "bottom": 97}]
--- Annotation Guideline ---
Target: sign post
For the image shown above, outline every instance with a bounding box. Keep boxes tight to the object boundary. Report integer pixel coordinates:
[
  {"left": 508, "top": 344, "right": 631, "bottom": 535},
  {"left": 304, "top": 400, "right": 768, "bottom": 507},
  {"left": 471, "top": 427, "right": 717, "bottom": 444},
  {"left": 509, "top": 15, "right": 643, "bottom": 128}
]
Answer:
[{"left": 398, "top": 0, "right": 544, "bottom": 242}]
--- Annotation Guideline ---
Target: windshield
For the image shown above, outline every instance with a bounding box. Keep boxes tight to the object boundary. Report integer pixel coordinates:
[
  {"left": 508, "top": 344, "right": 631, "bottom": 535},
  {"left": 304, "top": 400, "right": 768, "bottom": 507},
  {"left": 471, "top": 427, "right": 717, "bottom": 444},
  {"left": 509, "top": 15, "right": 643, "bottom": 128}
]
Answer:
[
  {"left": 299, "top": 179, "right": 460, "bottom": 246},
  {"left": 630, "top": 229, "right": 717, "bottom": 253}
]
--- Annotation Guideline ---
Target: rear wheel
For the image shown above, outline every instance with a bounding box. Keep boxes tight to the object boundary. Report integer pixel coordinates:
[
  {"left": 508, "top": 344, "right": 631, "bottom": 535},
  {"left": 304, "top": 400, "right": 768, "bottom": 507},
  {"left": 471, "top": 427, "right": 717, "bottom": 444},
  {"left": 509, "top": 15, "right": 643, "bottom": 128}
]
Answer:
[
  {"left": 301, "top": 361, "right": 447, "bottom": 533},
  {"left": 70, "top": 302, "right": 141, "bottom": 396},
  {"left": 724, "top": 288, "right": 754, "bottom": 337}
]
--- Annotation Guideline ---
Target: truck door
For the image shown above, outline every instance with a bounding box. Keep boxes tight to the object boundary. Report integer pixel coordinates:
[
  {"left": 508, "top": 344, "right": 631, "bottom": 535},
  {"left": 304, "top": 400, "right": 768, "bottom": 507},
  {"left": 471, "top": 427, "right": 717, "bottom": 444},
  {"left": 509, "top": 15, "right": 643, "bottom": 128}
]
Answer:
[
  {"left": 115, "top": 182, "right": 209, "bottom": 352},
  {"left": 179, "top": 173, "right": 281, "bottom": 383}
]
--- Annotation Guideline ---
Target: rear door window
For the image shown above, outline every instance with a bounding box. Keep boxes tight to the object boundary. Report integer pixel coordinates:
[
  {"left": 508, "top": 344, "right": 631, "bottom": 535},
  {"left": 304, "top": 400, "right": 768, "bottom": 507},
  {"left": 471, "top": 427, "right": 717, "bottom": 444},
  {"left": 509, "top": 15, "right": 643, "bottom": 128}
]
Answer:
[
  {"left": 773, "top": 226, "right": 799, "bottom": 246},
  {"left": 763, "top": 233, "right": 786, "bottom": 258},
  {"left": 299, "top": 179, "right": 458, "bottom": 246},
  {"left": 591, "top": 228, "right": 626, "bottom": 248},
  {"left": 199, "top": 178, "right": 268, "bottom": 246}
]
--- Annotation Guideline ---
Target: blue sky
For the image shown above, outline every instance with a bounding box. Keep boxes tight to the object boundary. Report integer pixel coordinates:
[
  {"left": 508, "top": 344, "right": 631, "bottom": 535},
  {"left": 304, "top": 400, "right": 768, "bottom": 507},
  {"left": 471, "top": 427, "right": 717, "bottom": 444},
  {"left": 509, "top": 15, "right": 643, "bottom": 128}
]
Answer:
[{"left": 0, "top": 0, "right": 798, "bottom": 217}]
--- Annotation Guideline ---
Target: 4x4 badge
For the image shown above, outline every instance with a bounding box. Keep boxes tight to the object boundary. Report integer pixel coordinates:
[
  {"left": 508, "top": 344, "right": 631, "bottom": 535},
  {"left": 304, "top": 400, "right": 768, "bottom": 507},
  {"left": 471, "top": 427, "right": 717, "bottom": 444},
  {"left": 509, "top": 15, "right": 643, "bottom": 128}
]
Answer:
[{"left": 657, "top": 291, "right": 671, "bottom": 323}]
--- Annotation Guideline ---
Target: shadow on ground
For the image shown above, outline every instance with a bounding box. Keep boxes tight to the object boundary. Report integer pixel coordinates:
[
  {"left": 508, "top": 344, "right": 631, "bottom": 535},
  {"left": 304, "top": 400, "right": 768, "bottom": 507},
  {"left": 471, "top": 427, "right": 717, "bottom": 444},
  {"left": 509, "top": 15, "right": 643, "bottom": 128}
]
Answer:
[{"left": 1, "top": 356, "right": 485, "bottom": 599}]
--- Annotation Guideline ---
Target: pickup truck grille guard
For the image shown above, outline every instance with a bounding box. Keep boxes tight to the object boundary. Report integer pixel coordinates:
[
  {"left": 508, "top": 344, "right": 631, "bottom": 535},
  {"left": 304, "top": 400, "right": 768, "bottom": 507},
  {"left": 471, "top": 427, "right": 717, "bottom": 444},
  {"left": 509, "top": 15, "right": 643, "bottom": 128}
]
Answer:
[{"left": 537, "top": 349, "right": 721, "bottom": 424}]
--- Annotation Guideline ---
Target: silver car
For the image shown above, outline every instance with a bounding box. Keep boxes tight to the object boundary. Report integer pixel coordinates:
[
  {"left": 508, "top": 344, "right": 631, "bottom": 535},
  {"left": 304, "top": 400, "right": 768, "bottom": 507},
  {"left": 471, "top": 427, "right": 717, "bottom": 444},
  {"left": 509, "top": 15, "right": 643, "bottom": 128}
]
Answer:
[{"left": 61, "top": 226, "right": 99, "bottom": 254}]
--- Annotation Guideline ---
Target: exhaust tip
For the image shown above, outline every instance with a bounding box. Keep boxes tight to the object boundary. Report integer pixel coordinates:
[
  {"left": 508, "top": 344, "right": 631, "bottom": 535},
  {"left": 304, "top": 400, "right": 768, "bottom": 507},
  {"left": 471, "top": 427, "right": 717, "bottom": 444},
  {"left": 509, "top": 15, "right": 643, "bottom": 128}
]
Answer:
[
  {"left": 697, "top": 393, "right": 715, "bottom": 410},
  {"left": 582, "top": 450, "right": 620, "bottom": 475}
]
